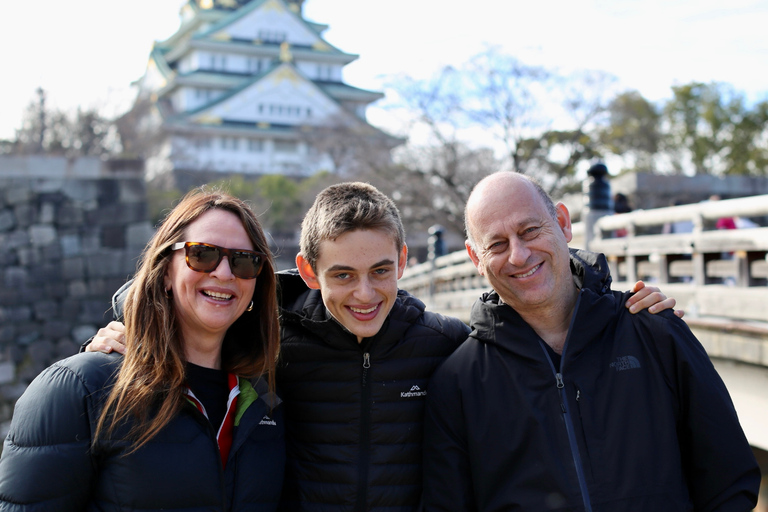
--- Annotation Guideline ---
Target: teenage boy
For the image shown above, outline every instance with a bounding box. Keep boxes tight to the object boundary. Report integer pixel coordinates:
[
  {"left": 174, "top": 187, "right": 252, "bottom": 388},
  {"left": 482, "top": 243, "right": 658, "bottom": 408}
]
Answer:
[{"left": 87, "top": 181, "right": 677, "bottom": 511}]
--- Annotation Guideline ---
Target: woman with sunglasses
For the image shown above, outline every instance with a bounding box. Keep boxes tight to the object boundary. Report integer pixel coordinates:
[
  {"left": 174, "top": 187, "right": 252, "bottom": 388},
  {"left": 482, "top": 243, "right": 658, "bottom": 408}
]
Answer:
[{"left": 0, "top": 188, "right": 284, "bottom": 511}]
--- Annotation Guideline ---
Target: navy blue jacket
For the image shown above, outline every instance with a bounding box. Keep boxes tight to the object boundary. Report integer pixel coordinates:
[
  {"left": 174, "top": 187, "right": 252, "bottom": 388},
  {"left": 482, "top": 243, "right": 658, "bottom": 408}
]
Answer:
[
  {"left": 423, "top": 251, "right": 760, "bottom": 511},
  {"left": 276, "top": 270, "right": 470, "bottom": 512},
  {"left": 0, "top": 352, "right": 285, "bottom": 511}
]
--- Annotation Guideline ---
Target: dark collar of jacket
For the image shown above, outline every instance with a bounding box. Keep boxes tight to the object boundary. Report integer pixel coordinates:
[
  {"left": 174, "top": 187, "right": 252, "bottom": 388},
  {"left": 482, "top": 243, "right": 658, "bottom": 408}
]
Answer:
[
  {"left": 468, "top": 248, "right": 618, "bottom": 361},
  {"left": 277, "top": 268, "right": 427, "bottom": 350}
]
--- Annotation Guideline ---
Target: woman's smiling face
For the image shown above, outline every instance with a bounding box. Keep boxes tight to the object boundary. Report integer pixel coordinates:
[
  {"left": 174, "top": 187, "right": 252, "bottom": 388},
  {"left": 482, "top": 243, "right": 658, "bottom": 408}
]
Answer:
[{"left": 164, "top": 209, "right": 257, "bottom": 349}]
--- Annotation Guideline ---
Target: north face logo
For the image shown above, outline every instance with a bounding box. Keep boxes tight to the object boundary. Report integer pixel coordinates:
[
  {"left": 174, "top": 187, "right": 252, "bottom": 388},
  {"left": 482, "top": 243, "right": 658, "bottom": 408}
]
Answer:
[
  {"left": 400, "top": 385, "right": 427, "bottom": 398},
  {"left": 610, "top": 356, "right": 641, "bottom": 371}
]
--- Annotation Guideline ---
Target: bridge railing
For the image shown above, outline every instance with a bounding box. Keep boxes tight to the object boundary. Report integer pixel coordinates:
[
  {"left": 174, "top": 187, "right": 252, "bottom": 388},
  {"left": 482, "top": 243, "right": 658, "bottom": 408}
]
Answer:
[{"left": 589, "top": 194, "right": 768, "bottom": 289}]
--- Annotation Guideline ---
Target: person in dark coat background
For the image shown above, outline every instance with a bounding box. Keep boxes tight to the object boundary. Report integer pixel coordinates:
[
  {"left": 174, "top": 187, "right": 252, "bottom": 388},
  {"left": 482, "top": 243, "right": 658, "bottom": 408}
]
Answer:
[
  {"left": 422, "top": 172, "right": 760, "bottom": 511},
  {"left": 0, "top": 189, "right": 285, "bottom": 511}
]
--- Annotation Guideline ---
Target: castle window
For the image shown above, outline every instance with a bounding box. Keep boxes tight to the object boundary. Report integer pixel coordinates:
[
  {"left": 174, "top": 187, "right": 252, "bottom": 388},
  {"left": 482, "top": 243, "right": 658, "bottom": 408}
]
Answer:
[
  {"left": 206, "top": 54, "right": 227, "bottom": 71},
  {"left": 274, "top": 140, "right": 298, "bottom": 153},
  {"left": 220, "top": 137, "right": 240, "bottom": 150},
  {"left": 258, "top": 30, "right": 286, "bottom": 44},
  {"left": 247, "top": 58, "right": 262, "bottom": 73},
  {"left": 193, "top": 137, "right": 212, "bottom": 149}
]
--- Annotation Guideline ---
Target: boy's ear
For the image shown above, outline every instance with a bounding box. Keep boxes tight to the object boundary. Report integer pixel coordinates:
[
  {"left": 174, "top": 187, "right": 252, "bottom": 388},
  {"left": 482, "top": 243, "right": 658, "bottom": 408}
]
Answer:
[
  {"left": 397, "top": 244, "right": 408, "bottom": 279},
  {"left": 296, "top": 254, "right": 321, "bottom": 290}
]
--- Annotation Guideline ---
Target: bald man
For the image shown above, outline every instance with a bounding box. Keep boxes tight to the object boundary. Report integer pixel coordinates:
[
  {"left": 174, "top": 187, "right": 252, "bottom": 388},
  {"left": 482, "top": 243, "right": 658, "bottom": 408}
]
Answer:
[{"left": 422, "top": 172, "right": 759, "bottom": 512}]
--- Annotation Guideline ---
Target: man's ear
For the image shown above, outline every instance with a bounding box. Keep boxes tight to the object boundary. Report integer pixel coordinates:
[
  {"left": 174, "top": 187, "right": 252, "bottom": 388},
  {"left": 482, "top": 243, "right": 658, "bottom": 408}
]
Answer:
[
  {"left": 396, "top": 244, "right": 408, "bottom": 279},
  {"left": 556, "top": 203, "right": 573, "bottom": 243},
  {"left": 465, "top": 240, "right": 485, "bottom": 276},
  {"left": 296, "top": 254, "right": 321, "bottom": 290}
]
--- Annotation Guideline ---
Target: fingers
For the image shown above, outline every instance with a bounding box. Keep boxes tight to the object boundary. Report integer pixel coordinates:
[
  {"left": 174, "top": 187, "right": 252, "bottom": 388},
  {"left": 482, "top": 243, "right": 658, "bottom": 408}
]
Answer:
[
  {"left": 628, "top": 293, "right": 675, "bottom": 314},
  {"left": 626, "top": 282, "right": 662, "bottom": 309},
  {"left": 106, "top": 321, "right": 126, "bottom": 334},
  {"left": 85, "top": 321, "right": 127, "bottom": 355},
  {"left": 626, "top": 281, "right": 685, "bottom": 317}
]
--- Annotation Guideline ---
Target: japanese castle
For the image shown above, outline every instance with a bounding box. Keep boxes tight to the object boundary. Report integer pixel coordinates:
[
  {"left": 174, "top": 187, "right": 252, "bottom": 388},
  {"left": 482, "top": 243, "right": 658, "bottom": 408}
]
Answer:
[{"left": 130, "top": 0, "right": 391, "bottom": 185}]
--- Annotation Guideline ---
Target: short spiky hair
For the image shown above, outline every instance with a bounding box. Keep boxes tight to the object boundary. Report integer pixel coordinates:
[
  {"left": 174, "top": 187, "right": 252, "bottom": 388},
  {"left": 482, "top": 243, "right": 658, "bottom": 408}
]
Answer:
[{"left": 300, "top": 182, "right": 406, "bottom": 270}]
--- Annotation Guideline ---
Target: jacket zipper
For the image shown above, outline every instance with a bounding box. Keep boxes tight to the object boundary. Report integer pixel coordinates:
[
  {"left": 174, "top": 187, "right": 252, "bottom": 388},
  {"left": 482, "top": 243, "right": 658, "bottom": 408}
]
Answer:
[
  {"left": 556, "top": 373, "right": 592, "bottom": 512},
  {"left": 542, "top": 292, "right": 593, "bottom": 512},
  {"left": 355, "top": 351, "right": 372, "bottom": 511}
]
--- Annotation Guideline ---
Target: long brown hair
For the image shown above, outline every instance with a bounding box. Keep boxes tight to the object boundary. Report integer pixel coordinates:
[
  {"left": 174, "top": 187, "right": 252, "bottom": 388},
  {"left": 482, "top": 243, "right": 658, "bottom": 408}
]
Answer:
[{"left": 94, "top": 187, "right": 280, "bottom": 452}]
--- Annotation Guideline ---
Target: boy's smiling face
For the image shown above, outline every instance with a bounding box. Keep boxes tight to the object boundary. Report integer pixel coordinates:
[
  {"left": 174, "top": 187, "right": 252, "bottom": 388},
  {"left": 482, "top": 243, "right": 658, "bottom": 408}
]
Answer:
[{"left": 297, "top": 229, "right": 408, "bottom": 343}]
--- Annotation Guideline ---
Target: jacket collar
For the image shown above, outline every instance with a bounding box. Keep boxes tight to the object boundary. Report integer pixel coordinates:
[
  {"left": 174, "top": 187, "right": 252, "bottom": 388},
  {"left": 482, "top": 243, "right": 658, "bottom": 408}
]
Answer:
[
  {"left": 468, "top": 249, "right": 616, "bottom": 360},
  {"left": 277, "top": 269, "right": 427, "bottom": 349}
]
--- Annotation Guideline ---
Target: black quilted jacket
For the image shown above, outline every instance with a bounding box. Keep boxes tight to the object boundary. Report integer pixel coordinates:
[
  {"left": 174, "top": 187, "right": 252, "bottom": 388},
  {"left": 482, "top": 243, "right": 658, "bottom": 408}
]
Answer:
[
  {"left": 0, "top": 351, "right": 285, "bottom": 511},
  {"left": 276, "top": 269, "right": 470, "bottom": 512}
]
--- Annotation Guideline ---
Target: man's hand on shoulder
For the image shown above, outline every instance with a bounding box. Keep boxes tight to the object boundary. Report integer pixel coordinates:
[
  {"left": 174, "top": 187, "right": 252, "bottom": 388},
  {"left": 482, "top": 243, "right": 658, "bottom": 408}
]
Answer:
[
  {"left": 85, "top": 321, "right": 127, "bottom": 355},
  {"left": 626, "top": 280, "right": 684, "bottom": 318}
]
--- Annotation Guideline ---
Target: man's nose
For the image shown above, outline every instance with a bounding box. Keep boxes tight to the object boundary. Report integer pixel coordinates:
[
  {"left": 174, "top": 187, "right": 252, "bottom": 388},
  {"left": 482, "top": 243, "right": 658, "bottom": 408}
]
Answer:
[{"left": 507, "top": 239, "right": 531, "bottom": 267}]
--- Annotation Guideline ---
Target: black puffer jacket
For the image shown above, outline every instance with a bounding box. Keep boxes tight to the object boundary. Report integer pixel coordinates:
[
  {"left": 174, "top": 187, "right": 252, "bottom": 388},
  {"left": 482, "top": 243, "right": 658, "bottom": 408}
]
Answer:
[
  {"left": 0, "top": 351, "right": 285, "bottom": 511},
  {"left": 276, "top": 270, "right": 470, "bottom": 512},
  {"left": 423, "top": 250, "right": 760, "bottom": 511}
]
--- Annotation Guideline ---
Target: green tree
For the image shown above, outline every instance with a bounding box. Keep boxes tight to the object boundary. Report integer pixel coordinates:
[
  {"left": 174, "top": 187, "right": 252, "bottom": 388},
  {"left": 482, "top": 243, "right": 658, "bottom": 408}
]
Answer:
[
  {"left": 720, "top": 98, "right": 768, "bottom": 176},
  {"left": 517, "top": 128, "right": 601, "bottom": 197},
  {"left": 663, "top": 82, "right": 768, "bottom": 176},
  {"left": 255, "top": 175, "right": 302, "bottom": 235},
  {"left": 599, "top": 90, "right": 661, "bottom": 173}
]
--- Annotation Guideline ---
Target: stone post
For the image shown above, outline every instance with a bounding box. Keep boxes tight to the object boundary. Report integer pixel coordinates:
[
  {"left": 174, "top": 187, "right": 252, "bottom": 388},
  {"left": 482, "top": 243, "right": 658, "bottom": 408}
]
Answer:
[{"left": 583, "top": 162, "right": 613, "bottom": 251}]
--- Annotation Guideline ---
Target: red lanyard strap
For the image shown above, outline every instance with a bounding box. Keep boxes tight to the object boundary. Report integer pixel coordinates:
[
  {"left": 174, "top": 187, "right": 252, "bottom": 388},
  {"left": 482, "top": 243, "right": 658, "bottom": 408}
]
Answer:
[{"left": 184, "top": 373, "right": 240, "bottom": 468}]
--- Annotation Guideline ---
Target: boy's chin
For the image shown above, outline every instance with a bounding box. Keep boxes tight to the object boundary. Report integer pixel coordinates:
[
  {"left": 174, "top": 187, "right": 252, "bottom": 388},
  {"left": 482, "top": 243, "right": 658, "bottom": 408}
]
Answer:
[{"left": 346, "top": 318, "right": 387, "bottom": 340}]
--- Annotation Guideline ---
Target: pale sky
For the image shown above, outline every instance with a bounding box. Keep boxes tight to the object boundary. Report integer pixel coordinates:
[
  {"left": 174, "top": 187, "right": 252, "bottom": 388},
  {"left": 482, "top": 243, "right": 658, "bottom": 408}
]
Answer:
[{"left": 2, "top": 0, "right": 767, "bottom": 141}]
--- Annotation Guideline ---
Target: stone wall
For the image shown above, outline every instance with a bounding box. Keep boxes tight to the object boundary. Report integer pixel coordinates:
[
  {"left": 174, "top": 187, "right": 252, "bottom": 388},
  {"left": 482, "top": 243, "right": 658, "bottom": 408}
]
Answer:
[{"left": 0, "top": 156, "right": 153, "bottom": 433}]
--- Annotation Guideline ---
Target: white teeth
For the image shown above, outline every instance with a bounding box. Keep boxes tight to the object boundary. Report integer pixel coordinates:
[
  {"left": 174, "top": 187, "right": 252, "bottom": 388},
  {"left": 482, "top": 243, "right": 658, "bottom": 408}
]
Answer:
[
  {"left": 514, "top": 264, "right": 540, "bottom": 278},
  {"left": 204, "top": 291, "right": 233, "bottom": 300},
  {"left": 350, "top": 305, "right": 377, "bottom": 314}
]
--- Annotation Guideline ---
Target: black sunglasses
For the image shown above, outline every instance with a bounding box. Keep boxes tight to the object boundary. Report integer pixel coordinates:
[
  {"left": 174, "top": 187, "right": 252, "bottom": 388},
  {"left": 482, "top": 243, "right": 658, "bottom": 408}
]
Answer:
[{"left": 172, "top": 242, "right": 265, "bottom": 279}]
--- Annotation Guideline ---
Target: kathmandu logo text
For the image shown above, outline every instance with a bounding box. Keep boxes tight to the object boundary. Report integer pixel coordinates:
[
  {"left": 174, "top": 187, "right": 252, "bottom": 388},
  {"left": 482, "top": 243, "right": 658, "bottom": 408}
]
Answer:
[
  {"left": 259, "top": 415, "right": 277, "bottom": 426},
  {"left": 610, "top": 355, "right": 641, "bottom": 372},
  {"left": 401, "top": 385, "right": 427, "bottom": 398}
]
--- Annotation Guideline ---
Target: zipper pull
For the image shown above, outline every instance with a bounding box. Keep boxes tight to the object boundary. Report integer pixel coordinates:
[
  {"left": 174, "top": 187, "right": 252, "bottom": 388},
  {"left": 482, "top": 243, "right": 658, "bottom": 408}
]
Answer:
[
  {"left": 556, "top": 374, "right": 566, "bottom": 414},
  {"left": 363, "top": 352, "right": 371, "bottom": 369}
]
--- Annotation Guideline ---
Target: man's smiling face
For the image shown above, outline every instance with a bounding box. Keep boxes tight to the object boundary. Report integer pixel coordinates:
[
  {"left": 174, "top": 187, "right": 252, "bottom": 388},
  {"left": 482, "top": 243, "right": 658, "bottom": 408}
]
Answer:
[
  {"left": 466, "top": 175, "right": 574, "bottom": 315},
  {"left": 298, "top": 229, "right": 407, "bottom": 343}
]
